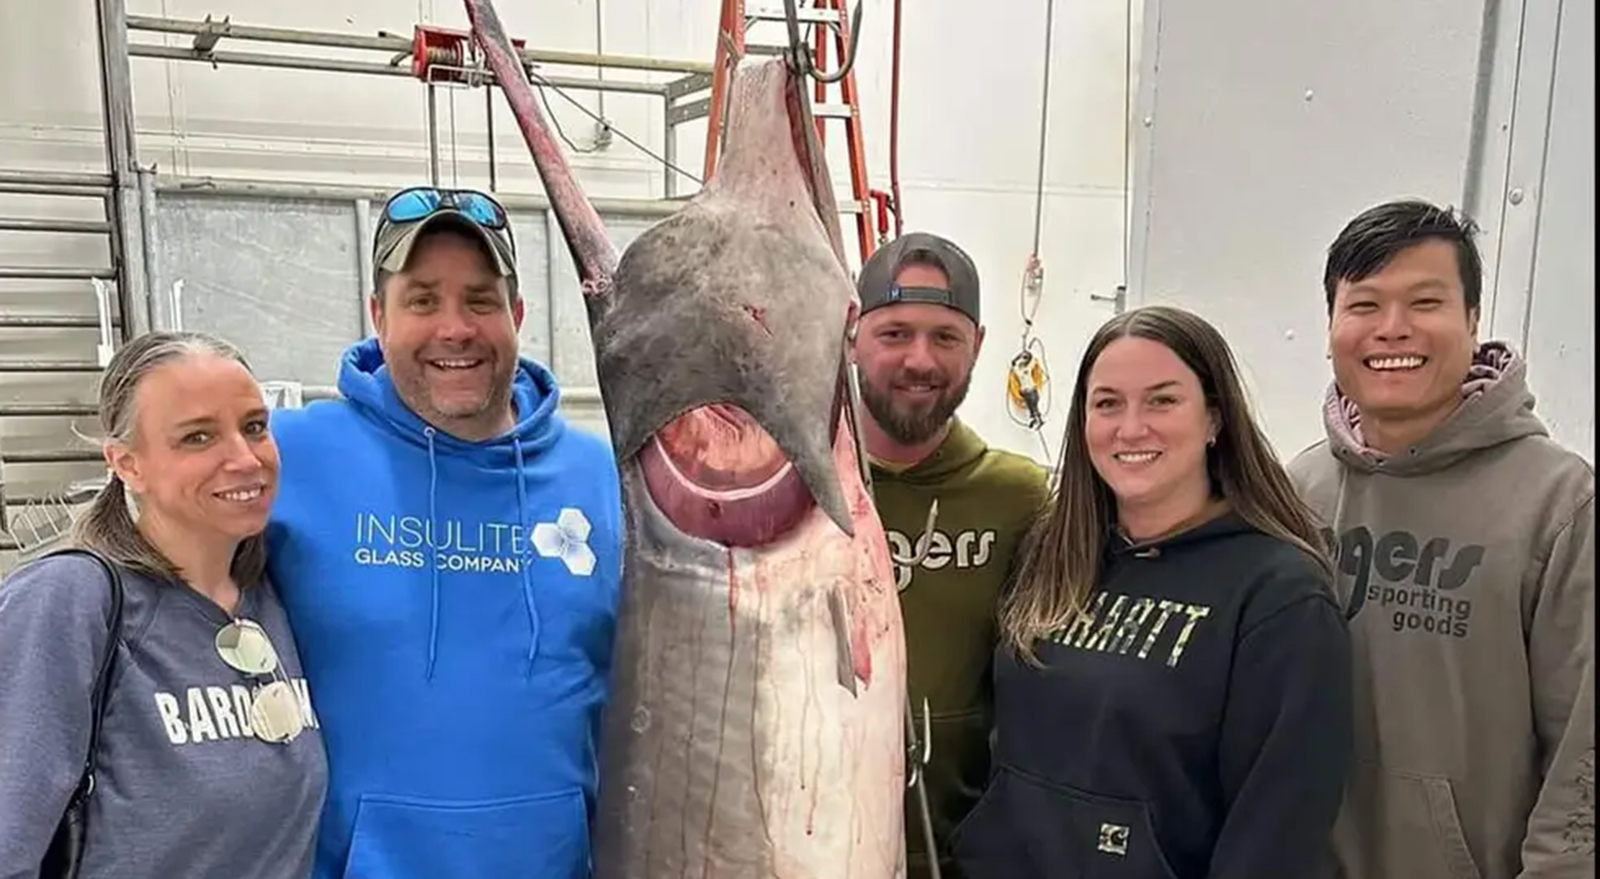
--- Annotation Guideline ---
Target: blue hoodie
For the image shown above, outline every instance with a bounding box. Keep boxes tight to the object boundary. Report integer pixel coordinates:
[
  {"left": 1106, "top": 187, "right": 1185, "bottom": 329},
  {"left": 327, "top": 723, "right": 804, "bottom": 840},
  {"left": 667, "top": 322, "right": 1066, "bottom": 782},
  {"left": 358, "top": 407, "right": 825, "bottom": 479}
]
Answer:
[{"left": 265, "top": 338, "right": 622, "bottom": 879}]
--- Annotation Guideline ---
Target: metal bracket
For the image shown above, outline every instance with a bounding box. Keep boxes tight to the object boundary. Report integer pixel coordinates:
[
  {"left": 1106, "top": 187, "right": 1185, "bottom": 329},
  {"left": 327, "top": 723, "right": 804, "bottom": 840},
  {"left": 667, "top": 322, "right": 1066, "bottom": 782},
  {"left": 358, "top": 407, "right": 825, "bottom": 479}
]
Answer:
[
  {"left": 191, "top": 14, "right": 229, "bottom": 54},
  {"left": 664, "top": 71, "right": 714, "bottom": 101},
  {"left": 90, "top": 278, "right": 117, "bottom": 366},
  {"left": 1090, "top": 283, "right": 1128, "bottom": 313},
  {"left": 667, "top": 98, "right": 712, "bottom": 126}
]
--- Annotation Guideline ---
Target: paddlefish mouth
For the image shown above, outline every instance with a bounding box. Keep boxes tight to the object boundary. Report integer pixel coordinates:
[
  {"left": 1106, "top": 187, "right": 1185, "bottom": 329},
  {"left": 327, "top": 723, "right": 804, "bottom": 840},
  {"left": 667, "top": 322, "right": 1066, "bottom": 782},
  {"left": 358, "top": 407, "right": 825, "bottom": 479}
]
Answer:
[
  {"left": 637, "top": 383, "right": 847, "bottom": 548},
  {"left": 587, "top": 59, "right": 861, "bottom": 545}
]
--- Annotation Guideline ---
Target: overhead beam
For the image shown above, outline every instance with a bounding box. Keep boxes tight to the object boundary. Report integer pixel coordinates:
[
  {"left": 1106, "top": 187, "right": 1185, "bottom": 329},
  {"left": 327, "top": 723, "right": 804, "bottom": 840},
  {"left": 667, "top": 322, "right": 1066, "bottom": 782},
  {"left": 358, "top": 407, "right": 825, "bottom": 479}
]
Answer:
[{"left": 125, "top": 14, "right": 713, "bottom": 76}]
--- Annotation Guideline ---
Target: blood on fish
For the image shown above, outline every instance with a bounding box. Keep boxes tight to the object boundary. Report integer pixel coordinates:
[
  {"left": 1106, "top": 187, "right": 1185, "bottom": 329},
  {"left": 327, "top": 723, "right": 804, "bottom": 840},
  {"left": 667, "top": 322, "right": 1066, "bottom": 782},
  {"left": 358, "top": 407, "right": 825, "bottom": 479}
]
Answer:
[
  {"left": 726, "top": 547, "right": 738, "bottom": 623},
  {"left": 473, "top": 36, "right": 910, "bottom": 873},
  {"left": 640, "top": 405, "right": 815, "bottom": 546},
  {"left": 741, "top": 303, "right": 773, "bottom": 335}
]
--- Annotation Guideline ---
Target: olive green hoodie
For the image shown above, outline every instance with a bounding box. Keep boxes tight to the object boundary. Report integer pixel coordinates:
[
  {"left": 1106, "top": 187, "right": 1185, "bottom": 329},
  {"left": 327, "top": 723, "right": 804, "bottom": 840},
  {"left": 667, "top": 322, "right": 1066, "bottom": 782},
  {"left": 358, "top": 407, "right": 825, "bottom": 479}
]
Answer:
[
  {"left": 1288, "top": 341, "right": 1595, "bottom": 879},
  {"left": 870, "top": 419, "right": 1051, "bottom": 879}
]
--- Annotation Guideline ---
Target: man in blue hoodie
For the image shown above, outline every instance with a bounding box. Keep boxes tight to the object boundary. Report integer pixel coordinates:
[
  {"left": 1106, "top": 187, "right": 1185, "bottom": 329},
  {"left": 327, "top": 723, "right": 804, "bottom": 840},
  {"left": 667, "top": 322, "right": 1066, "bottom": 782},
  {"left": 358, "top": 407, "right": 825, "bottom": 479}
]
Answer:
[{"left": 265, "top": 185, "right": 623, "bottom": 879}]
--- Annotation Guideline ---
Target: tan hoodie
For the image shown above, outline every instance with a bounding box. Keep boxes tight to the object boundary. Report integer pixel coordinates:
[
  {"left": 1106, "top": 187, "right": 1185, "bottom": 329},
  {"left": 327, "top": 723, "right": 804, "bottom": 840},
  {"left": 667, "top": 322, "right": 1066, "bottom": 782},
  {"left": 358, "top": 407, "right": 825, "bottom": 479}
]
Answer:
[{"left": 1289, "top": 341, "right": 1595, "bottom": 879}]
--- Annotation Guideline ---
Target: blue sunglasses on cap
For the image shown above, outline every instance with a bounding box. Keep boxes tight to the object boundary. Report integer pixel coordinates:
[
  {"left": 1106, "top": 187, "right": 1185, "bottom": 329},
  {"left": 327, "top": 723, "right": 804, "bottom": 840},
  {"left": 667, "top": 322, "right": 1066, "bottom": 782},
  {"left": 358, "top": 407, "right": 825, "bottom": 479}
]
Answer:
[{"left": 382, "top": 186, "right": 509, "bottom": 231}]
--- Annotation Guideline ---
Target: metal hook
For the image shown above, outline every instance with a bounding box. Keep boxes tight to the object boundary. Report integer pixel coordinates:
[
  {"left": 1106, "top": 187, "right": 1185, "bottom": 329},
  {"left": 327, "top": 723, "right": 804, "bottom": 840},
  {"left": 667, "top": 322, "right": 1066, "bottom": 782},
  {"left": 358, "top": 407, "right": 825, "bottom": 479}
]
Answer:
[
  {"left": 903, "top": 696, "right": 933, "bottom": 787},
  {"left": 890, "top": 498, "right": 940, "bottom": 566},
  {"left": 904, "top": 695, "right": 943, "bottom": 879},
  {"left": 780, "top": 0, "right": 865, "bottom": 84},
  {"left": 808, "top": 0, "right": 865, "bottom": 84}
]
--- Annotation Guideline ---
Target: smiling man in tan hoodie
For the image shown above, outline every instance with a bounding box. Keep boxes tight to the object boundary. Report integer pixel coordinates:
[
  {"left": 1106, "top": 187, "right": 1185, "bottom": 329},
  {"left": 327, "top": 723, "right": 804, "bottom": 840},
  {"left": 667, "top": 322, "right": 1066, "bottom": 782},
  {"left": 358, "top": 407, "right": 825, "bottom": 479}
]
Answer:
[{"left": 1290, "top": 198, "right": 1595, "bottom": 879}]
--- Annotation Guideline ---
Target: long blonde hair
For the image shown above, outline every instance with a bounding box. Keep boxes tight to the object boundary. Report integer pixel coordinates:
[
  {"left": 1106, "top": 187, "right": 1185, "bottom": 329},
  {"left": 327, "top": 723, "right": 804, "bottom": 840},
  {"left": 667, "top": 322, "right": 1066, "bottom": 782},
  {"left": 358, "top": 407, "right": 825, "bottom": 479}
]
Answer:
[
  {"left": 999, "top": 305, "right": 1330, "bottom": 665},
  {"left": 72, "top": 330, "right": 269, "bottom": 588}
]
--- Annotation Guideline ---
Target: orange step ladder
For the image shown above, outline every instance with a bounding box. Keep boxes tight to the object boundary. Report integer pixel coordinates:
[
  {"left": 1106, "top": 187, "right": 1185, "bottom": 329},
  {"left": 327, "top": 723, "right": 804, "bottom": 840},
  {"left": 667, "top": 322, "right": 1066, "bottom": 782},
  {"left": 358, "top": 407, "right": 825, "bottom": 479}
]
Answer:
[{"left": 701, "top": 0, "right": 879, "bottom": 266}]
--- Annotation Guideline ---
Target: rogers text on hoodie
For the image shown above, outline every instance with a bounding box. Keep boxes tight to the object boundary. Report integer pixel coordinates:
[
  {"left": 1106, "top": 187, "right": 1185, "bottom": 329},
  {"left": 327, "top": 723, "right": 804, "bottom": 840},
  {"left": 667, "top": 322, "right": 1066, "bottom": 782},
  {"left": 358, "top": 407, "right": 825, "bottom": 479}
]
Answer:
[
  {"left": 951, "top": 512, "right": 1353, "bottom": 879},
  {"left": 1324, "top": 520, "right": 1485, "bottom": 639},
  {"left": 1290, "top": 341, "right": 1596, "bottom": 879},
  {"left": 264, "top": 337, "right": 624, "bottom": 879}
]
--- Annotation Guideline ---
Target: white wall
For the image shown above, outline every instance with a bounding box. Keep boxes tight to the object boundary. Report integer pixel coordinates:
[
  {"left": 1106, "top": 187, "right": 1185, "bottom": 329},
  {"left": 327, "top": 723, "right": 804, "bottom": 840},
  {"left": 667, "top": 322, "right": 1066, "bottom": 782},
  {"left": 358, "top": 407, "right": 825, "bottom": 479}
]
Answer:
[
  {"left": 1515, "top": 0, "right": 1595, "bottom": 461},
  {"left": 1, "top": 0, "right": 1142, "bottom": 469},
  {"left": 12, "top": 0, "right": 1584, "bottom": 501},
  {"left": 1127, "top": 0, "right": 1594, "bottom": 462}
]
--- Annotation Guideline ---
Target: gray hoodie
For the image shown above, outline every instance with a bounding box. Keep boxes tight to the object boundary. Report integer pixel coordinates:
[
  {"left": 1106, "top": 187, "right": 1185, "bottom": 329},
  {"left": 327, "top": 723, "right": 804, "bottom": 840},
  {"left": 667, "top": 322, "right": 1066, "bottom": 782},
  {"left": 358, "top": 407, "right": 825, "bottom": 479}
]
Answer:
[
  {"left": 1289, "top": 341, "right": 1595, "bottom": 879},
  {"left": 0, "top": 551, "right": 328, "bottom": 879}
]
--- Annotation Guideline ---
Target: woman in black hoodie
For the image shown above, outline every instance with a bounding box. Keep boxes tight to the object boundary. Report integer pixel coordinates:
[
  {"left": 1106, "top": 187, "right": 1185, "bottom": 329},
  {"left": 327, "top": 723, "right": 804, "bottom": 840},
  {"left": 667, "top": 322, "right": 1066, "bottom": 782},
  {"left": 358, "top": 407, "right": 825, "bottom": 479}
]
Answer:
[{"left": 950, "top": 305, "right": 1352, "bottom": 879}]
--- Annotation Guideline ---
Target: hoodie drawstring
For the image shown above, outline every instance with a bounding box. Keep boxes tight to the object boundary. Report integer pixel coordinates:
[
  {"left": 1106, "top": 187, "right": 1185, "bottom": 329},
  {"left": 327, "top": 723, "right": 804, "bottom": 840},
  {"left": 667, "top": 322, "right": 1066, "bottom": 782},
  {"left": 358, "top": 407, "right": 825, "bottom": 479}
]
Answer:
[
  {"left": 420, "top": 429, "right": 543, "bottom": 681},
  {"left": 424, "top": 427, "right": 442, "bottom": 680},
  {"left": 419, "top": 425, "right": 544, "bottom": 678},
  {"left": 514, "top": 438, "right": 542, "bottom": 678},
  {"left": 339, "top": 340, "right": 560, "bottom": 684}
]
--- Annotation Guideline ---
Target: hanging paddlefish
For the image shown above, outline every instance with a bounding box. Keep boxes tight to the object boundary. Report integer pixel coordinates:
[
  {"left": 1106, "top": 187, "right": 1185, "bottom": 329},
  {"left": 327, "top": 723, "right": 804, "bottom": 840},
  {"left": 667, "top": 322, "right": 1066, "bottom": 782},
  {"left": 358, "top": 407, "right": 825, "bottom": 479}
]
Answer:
[{"left": 461, "top": 2, "right": 910, "bottom": 877}]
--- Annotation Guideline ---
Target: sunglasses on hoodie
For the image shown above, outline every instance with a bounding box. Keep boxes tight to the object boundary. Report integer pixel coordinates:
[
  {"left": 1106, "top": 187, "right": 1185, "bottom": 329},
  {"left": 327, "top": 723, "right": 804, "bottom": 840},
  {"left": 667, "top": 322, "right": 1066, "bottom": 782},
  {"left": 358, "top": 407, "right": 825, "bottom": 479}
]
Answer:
[{"left": 215, "top": 618, "right": 307, "bottom": 744}]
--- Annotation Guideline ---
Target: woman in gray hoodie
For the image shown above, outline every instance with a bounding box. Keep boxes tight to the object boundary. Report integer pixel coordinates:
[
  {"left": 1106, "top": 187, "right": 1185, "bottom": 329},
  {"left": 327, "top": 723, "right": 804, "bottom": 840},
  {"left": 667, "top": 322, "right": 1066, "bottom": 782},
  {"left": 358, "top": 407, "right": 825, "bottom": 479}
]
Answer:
[{"left": 0, "top": 330, "right": 328, "bottom": 879}]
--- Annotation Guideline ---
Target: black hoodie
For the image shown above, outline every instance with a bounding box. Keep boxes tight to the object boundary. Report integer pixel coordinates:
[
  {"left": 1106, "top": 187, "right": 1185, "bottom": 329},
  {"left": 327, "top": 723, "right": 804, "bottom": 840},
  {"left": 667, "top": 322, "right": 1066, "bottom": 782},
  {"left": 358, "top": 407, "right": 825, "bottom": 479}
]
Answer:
[{"left": 950, "top": 511, "right": 1353, "bottom": 879}]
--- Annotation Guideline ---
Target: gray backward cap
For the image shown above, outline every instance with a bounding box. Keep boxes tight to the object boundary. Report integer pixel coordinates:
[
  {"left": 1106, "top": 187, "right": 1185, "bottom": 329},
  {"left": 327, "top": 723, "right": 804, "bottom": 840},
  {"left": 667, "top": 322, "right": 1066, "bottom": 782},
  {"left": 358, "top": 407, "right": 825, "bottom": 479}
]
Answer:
[{"left": 856, "top": 231, "right": 981, "bottom": 325}]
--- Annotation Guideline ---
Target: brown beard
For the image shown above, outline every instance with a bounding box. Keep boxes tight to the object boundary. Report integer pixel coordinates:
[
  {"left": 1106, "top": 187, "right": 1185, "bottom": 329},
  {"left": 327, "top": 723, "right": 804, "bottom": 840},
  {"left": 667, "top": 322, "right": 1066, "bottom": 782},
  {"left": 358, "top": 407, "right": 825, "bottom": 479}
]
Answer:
[{"left": 859, "top": 369, "right": 972, "bottom": 446}]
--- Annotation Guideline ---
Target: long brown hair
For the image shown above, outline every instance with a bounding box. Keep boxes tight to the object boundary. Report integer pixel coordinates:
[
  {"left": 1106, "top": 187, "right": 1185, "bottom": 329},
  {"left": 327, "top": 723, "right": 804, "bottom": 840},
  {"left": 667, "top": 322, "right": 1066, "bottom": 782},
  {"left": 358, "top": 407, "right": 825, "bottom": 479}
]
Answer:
[
  {"left": 72, "top": 330, "right": 269, "bottom": 588},
  {"left": 999, "top": 305, "right": 1330, "bottom": 664}
]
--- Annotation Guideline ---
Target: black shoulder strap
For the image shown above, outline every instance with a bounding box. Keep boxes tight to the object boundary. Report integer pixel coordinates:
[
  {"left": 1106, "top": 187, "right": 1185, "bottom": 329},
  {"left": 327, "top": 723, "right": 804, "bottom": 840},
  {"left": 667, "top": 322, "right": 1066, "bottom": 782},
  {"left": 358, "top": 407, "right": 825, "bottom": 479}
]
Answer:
[{"left": 41, "top": 547, "right": 126, "bottom": 803}]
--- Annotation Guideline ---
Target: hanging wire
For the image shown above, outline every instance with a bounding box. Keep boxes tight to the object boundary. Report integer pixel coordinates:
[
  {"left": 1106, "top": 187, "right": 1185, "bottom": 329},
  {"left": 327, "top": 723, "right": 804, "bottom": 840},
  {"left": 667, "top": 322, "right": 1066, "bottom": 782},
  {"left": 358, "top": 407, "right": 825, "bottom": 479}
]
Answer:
[
  {"left": 448, "top": 84, "right": 461, "bottom": 186},
  {"left": 535, "top": 80, "right": 599, "bottom": 155},
  {"left": 406, "top": 36, "right": 702, "bottom": 192},
  {"left": 1005, "top": 0, "right": 1058, "bottom": 464},
  {"left": 1121, "top": 0, "right": 1134, "bottom": 292},
  {"left": 1028, "top": 0, "right": 1057, "bottom": 262},
  {"left": 1018, "top": 0, "right": 1056, "bottom": 348},
  {"left": 526, "top": 67, "right": 703, "bottom": 185}
]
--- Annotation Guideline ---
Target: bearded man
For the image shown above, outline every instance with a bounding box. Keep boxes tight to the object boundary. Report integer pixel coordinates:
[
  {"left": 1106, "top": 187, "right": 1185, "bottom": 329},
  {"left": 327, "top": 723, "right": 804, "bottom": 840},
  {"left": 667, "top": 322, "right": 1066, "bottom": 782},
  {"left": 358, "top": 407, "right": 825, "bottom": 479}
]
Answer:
[{"left": 849, "top": 232, "right": 1051, "bottom": 879}]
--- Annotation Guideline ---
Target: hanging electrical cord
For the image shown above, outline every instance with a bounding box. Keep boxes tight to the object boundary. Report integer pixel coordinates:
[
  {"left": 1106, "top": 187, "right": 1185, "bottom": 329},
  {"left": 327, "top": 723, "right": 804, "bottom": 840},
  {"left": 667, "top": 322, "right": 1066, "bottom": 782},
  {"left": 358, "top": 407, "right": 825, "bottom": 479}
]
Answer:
[
  {"left": 527, "top": 66, "right": 702, "bottom": 184},
  {"left": 1120, "top": 0, "right": 1134, "bottom": 296},
  {"left": 407, "top": 41, "right": 693, "bottom": 185},
  {"left": 887, "top": 0, "right": 905, "bottom": 238},
  {"left": 1004, "top": 0, "right": 1058, "bottom": 463},
  {"left": 535, "top": 80, "right": 600, "bottom": 155},
  {"left": 448, "top": 85, "right": 461, "bottom": 185},
  {"left": 1084, "top": 0, "right": 1137, "bottom": 316}
]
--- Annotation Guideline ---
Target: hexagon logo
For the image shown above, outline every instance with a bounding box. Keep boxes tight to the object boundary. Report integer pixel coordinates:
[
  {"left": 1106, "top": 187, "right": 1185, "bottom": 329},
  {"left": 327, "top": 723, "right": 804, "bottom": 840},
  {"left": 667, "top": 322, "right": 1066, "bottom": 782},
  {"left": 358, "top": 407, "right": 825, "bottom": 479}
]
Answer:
[{"left": 532, "top": 507, "right": 597, "bottom": 577}]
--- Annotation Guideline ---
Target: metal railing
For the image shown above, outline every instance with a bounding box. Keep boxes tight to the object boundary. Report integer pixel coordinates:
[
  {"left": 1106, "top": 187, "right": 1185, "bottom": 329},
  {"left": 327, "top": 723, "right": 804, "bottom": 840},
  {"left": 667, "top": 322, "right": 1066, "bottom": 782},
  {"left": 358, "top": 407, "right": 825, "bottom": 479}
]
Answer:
[
  {"left": 0, "top": 170, "right": 124, "bottom": 559},
  {"left": 5, "top": 0, "right": 708, "bottom": 564}
]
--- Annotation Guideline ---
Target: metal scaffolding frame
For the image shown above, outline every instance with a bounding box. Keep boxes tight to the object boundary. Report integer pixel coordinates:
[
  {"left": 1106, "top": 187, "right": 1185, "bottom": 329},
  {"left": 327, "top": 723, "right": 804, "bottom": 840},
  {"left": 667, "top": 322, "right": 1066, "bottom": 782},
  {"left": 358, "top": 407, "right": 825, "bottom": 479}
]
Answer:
[
  {"left": 0, "top": 168, "right": 123, "bottom": 554},
  {"left": 0, "top": 0, "right": 145, "bottom": 552},
  {"left": 90, "top": 0, "right": 737, "bottom": 338},
  {"left": 119, "top": 9, "right": 716, "bottom": 199},
  {"left": 2, "top": 0, "right": 722, "bottom": 357},
  {"left": 2, "top": 0, "right": 718, "bottom": 560}
]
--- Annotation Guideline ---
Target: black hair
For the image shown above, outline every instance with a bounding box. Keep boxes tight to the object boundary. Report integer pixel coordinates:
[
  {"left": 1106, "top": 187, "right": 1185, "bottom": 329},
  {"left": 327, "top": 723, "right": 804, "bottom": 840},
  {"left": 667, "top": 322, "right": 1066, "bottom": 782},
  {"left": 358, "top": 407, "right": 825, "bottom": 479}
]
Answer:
[{"left": 1322, "top": 199, "right": 1483, "bottom": 315}]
